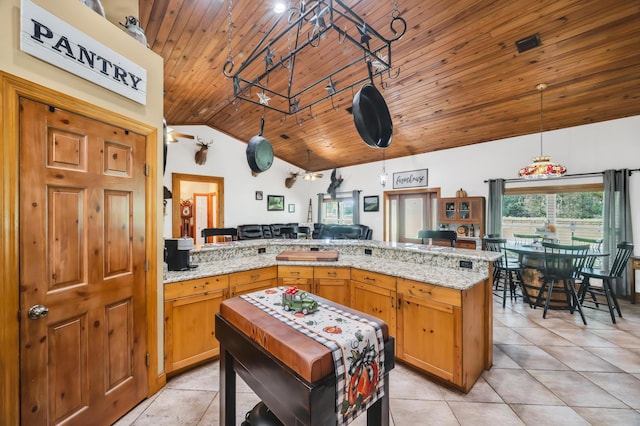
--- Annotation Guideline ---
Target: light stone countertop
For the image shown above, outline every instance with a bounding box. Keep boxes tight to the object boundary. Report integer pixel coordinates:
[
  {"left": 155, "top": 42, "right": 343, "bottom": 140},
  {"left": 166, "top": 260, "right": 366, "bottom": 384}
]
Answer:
[{"left": 164, "top": 239, "right": 501, "bottom": 291}]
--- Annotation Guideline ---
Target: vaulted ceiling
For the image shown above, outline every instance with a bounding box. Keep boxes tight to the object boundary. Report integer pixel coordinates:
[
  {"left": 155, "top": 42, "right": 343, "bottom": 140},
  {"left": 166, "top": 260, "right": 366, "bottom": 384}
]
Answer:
[{"left": 139, "top": 0, "right": 640, "bottom": 172}]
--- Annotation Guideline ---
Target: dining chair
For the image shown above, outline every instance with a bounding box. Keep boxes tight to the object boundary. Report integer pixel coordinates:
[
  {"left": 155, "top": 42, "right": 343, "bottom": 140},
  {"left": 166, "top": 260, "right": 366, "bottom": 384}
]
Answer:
[
  {"left": 571, "top": 236, "right": 603, "bottom": 268},
  {"left": 201, "top": 227, "right": 238, "bottom": 242},
  {"left": 513, "top": 233, "right": 541, "bottom": 245},
  {"left": 578, "top": 241, "right": 634, "bottom": 324},
  {"left": 418, "top": 230, "right": 457, "bottom": 247},
  {"left": 538, "top": 242, "right": 590, "bottom": 325},
  {"left": 484, "top": 238, "right": 525, "bottom": 307}
]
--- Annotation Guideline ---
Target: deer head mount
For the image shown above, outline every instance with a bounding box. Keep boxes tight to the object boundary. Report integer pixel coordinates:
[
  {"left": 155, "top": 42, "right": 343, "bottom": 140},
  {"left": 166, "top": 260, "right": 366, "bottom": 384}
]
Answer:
[
  {"left": 195, "top": 137, "right": 213, "bottom": 165},
  {"left": 285, "top": 172, "right": 299, "bottom": 188}
]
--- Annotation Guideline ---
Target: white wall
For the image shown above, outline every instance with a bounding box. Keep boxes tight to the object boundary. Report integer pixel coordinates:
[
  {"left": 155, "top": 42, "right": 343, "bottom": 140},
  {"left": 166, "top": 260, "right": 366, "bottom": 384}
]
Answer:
[
  {"left": 165, "top": 115, "right": 640, "bottom": 251},
  {"left": 163, "top": 126, "right": 327, "bottom": 237}
]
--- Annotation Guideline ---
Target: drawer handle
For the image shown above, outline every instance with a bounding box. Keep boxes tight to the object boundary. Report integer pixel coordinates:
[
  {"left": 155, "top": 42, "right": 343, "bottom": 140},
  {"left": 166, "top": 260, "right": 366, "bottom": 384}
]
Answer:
[
  {"left": 328, "top": 272, "right": 337, "bottom": 276},
  {"left": 251, "top": 274, "right": 260, "bottom": 280},
  {"left": 418, "top": 288, "right": 432, "bottom": 295},
  {"left": 291, "top": 271, "right": 300, "bottom": 275},
  {"left": 193, "top": 284, "right": 206, "bottom": 289},
  {"left": 365, "top": 276, "right": 376, "bottom": 281}
]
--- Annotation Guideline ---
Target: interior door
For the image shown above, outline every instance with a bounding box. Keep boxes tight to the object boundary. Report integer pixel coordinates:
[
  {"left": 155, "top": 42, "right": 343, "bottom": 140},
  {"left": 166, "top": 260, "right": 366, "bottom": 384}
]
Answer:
[
  {"left": 19, "top": 98, "right": 147, "bottom": 425},
  {"left": 387, "top": 191, "right": 436, "bottom": 243}
]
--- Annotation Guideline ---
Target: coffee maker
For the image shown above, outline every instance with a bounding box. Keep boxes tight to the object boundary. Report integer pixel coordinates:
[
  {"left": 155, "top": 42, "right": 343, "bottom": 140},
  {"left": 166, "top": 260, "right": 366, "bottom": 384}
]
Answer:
[{"left": 164, "top": 238, "right": 198, "bottom": 271}]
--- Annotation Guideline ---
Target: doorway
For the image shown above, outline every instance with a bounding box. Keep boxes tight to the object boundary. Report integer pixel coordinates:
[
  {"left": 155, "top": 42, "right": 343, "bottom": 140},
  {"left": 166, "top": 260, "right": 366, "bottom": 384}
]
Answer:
[
  {"left": 171, "top": 173, "right": 225, "bottom": 242},
  {"left": 384, "top": 189, "right": 439, "bottom": 243}
]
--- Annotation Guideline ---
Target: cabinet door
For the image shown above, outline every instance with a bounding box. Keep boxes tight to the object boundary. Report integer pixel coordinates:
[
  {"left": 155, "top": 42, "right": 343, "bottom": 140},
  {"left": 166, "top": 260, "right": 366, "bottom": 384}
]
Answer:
[
  {"left": 164, "top": 289, "right": 225, "bottom": 373},
  {"left": 442, "top": 200, "right": 457, "bottom": 220},
  {"left": 458, "top": 200, "right": 471, "bottom": 220},
  {"left": 350, "top": 281, "right": 396, "bottom": 333},
  {"left": 397, "top": 292, "right": 459, "bottom": 382},
  {"left": 314, "top": 278, "right": 350, "bottom": 306},
  {"left": 314, "top": 267, "right": 350, "bottom": 305}
]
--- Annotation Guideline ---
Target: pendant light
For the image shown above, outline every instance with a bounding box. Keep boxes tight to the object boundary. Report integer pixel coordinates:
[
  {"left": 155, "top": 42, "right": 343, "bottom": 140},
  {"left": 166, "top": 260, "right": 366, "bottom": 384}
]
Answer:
[
  {"left": 518, "top": 83, "right": 567, "bottom": 179},
  {"left": 379, "top": 149, "right": 388, "bottom": 188}
]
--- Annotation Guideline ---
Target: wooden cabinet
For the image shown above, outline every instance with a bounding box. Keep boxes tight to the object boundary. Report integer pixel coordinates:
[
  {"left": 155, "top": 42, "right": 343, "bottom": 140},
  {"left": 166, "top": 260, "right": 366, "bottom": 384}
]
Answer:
[
  {"left": 438, "top": 196, "right": 486, "bottom": 244},
  {"left": 313, "top": 266, "right": 351, "bottom": 306},
  {"left": 164, "top": 275, "right": 229, "bottom": 374},
  {"left": 350, "top": 269, "right": 396, "bottom": 335},
  {"left": 396, "top": 277, "right": 490, "bottom": 392},
  {"left": 277, "top": 265, "right": 314, "bottom": 292},
  {"left": 229, "top": 266, "right": 278, "bottom": 297}
]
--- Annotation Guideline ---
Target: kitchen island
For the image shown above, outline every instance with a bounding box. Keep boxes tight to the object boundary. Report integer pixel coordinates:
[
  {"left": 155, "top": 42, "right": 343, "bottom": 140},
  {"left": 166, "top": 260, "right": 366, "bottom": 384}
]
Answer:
[{"left": 163, "top": 239, "right": 500, "bottom": 392}]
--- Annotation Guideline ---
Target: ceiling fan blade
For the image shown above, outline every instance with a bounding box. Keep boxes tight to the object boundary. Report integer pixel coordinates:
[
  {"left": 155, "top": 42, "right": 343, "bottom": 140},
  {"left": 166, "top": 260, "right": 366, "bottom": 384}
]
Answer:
[{"left": 172, "top": 132, "right": 195, "bottom": 140}]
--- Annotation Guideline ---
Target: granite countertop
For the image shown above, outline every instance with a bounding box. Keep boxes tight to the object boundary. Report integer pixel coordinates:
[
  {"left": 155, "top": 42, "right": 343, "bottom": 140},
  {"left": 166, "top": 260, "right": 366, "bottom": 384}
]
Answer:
[{"left": 164, "top": 239, "right": 501, "bottom": 291}]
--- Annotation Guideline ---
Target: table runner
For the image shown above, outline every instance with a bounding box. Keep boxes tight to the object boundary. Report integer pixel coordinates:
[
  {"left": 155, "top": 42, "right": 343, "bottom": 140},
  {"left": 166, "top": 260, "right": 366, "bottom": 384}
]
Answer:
[{"left": 241, "top": 287, "right": 385, "bottom": 426}]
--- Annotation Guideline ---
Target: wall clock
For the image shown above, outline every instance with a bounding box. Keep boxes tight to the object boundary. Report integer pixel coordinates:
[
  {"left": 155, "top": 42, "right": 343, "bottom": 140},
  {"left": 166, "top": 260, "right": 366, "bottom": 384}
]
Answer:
[{"left": 180, "top": 202, "right": 192, "bottom": 218}]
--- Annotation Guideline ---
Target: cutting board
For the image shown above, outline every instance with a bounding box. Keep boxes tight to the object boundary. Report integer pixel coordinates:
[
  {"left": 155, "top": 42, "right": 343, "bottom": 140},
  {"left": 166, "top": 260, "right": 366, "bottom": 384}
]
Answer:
[{"left": 276, "top": 250, "right": 339, "bottom": 262}]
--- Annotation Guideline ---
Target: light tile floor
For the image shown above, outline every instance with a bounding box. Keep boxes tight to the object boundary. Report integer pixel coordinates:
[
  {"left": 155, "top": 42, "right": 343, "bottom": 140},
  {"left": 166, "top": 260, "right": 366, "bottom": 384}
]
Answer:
[{"left": 115, "top": 296, "right": 640, "bottom": 425}]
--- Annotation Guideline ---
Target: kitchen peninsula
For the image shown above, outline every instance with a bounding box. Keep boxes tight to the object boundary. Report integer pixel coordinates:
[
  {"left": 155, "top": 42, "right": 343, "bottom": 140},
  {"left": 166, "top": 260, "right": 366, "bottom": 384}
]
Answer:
[{"left": 163, "top": 239, "right": 500, "bottom": 392}]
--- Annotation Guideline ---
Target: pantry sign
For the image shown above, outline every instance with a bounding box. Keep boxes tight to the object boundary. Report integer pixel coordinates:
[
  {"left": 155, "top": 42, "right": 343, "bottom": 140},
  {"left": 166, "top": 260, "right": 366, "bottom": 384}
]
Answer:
[{"left": 20, "top": 0, "right": 147, "bottom": 105}]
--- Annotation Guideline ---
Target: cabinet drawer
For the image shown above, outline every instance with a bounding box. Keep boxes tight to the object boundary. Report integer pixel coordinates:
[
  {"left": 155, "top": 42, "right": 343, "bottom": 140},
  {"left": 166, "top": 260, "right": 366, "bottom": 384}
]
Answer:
[
  {"left": 351, "top": 268, "right": 396, "bottom": 291},
  {"left": 314, "top": 266, "right": 350, "bottom": 279},
  {"left": 456, "top": 239, "right": 479, "bottom": 250},
  {"left": 397, "top": 278, "right": 461, "bottom": 307},
  {"left": 165, "top": 275, "right": 229, "bottom": 300},
  {"left": 278, "top": 265, "right": 314, "bottom": 279},
  {"left": 229, "top": 266, "right": 277, "bottom": 286}
]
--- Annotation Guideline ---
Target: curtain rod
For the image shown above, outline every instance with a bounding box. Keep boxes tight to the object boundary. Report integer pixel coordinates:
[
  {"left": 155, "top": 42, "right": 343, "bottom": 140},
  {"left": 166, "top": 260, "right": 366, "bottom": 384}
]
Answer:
[{"left": 484, "top": 168, "right": 640, "bottom": 184}]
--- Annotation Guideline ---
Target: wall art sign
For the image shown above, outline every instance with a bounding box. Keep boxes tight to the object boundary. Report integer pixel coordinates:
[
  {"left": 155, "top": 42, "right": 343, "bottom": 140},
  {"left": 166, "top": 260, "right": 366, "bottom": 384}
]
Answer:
[
  {"left": 20, "top": 0, "right": 147, "bottom": 105},
  {"left": 392, "top": 169, "right": 428, "bottom": 189}
]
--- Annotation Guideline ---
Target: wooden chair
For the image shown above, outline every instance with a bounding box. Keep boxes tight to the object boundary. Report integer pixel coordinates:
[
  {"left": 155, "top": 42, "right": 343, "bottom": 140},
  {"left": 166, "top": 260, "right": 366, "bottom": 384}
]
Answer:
[
  {"left": 538, "top": 242, "right": 590, "bottom": 324},
  {"left": 417, "top": 230, "right": 457, "bottom": 247},
  {"left": 578, "top": 242, "right": 634, "bottom": 323},
  {"left": 201, "top": 227, "right": 238, "bottom": 243},
  {"left": 484, "top": 237, "right": 525, "bottom": 307},
  {"left": 571, "top": 236, "right": 603, "bottom": 268}
]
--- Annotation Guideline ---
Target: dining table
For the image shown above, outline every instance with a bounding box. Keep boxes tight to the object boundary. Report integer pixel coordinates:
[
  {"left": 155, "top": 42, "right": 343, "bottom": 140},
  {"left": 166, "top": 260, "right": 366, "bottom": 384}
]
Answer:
[{"left": 504, "top": 243, "right": 608, "bottom": 311}]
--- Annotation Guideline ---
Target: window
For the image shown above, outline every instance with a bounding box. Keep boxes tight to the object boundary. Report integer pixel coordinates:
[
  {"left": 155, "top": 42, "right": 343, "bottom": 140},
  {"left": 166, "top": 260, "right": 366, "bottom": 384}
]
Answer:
[
  {"left": 322, "top": 197, "right": 354, "bottom": 225},
  {"left": 502, "top": 183, "right": 603, "bottom": 244},
  {"left": 318, "top": 190, "right": 360, "bottom": 225}
]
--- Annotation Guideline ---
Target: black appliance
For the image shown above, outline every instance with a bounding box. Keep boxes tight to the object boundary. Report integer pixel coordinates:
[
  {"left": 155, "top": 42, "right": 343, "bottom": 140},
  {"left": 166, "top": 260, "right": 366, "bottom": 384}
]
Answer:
[{"left": 164, "top": 238, "right": 197, "bottom": 271}]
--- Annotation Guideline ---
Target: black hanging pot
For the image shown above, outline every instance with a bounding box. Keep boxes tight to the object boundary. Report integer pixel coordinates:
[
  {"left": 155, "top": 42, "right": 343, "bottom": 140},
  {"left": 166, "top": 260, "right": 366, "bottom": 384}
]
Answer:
[
  {"left": 352, "top": 62, "right": 393, "bottom": 148},
  {"left": 246, "top": 117, "right": 274, "bottom": 173}
]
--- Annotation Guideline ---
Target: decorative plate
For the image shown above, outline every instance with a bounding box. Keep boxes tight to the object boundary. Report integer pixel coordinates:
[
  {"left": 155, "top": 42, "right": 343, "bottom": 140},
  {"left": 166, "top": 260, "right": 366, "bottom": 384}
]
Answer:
[{"left": 456, "top": 225, "right": 468, "bottom": 236}]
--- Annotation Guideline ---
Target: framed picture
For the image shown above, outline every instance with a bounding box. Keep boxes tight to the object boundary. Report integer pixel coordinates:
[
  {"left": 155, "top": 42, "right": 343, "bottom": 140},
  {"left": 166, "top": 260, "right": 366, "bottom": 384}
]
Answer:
[
  {"left": 392, "top": 169, "right": 428, "bottom": 189},
  {"left": 267, "top": 195, "right": 284, "bottom": 211},
  {"left": 255, "top": 191, "right": 263, "bottom": 200},
  {"left": 363, "top": 195, "right": 379, "bottom": 212},
  {"left": 288, "top": 204, "right": 295, "bottom": 213}
]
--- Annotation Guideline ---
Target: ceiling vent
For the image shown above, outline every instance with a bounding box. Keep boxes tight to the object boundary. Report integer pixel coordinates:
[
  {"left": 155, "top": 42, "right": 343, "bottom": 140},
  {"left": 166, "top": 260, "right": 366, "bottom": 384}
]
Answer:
[{"left": 515, "top": 33, "right": 541, "bottom": 53}]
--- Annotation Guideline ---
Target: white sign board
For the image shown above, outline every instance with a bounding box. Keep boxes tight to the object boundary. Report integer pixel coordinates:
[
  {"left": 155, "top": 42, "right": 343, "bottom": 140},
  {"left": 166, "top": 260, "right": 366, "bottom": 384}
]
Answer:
[
  {"left": 20, "top": 0, "right": 147, "bottom": 105},
  {"left": 393, "top": 169, "right": 428, "bottom": 189}
]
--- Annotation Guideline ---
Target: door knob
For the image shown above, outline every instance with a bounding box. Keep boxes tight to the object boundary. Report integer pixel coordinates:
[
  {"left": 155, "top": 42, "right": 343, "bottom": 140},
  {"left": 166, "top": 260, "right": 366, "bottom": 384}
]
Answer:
[{"left": 27, "top": 305, "right": 49, "bottom": 320}]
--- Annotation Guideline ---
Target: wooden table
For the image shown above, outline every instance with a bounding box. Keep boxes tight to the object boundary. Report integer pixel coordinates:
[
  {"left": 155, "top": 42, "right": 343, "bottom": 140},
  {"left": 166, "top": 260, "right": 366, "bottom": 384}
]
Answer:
[
  {"left": 630, "top": 256, "right": 639, "bottom": 304},
  {"left": 215, "top": 295, "right": 395, "bottom": 426}
]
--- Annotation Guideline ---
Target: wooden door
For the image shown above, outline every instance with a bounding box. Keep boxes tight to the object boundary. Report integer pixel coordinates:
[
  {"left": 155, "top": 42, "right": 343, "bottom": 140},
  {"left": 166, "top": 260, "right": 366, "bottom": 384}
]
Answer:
[{"left": 19, "top": 98, "right": 147, "bottom": 425}]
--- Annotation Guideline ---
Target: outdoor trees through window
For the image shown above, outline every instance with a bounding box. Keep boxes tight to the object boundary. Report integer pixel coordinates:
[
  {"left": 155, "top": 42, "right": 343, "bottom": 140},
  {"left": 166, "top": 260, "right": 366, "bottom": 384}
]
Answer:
[{"left": 502, "top": 184, "right": 603, "bottom": 244}]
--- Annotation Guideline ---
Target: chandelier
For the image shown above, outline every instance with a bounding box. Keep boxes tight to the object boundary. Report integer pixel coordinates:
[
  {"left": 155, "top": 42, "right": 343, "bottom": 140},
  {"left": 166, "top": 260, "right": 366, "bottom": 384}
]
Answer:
[
  {"left": 518, "top": 83, "right": 567, "bottom": 179},
  {"left": 223, "top": 0, "right": 406, "bottom": 116}
]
